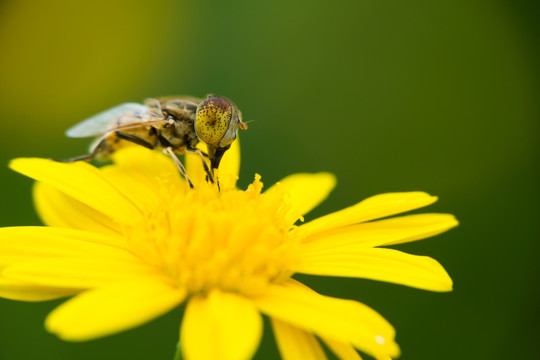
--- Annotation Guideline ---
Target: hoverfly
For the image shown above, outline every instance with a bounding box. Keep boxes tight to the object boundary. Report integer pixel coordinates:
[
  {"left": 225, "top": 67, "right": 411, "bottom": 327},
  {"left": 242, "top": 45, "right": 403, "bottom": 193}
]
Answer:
[{"left": 63, "top": 95, "right": 247, "bottom": 188}]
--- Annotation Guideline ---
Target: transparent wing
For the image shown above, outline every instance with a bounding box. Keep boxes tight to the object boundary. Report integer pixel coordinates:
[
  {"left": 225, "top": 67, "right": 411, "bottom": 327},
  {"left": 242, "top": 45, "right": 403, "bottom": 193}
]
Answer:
[{"left": 66, "top": 103, "right": 162, "bottom": 138}]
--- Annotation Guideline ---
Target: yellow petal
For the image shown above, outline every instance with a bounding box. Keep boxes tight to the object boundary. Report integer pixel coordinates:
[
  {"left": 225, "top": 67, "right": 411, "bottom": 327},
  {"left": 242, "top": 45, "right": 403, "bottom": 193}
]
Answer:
[
  {"left": 99, "top": 166, "right": 164, "bottom": 211},
  {"left": 0, "top": 227, "right": 129, "bottom": 268},
  {"left": 303, "top": 214, "right": 458, "bottom": 249},
  {"left": 254, "top": 282, "right": 399, "bottom": 359},
  {"left": 0, "top": 278, "right": 77, "bottom": 302},
  {"left": 3, "top": 257, "right": 157, "bottom": 289},
  {"left": 321, "top": 337, "right": 363, "bottom": 360},
  {"left": 9, "top": 158, "right": 142, "bottom": 224},
  {"left": 271, "top": 318, "right": 327, "bottom": 360},
  {"left": 270, "top": 281, "right": 362, "bottom": 360},
  {"left": 110, "top": 146, "right": 179, "bottom": 178},
  {"left": 266, "top": 172, "right": 336, "bottom": 219},
  {"left": 33, "top": 182, "right": 121, "bottom": 235},
  {"left": 296, "top": 247, "right": 452, "bottom": 292},
  {"left": 45, "top": 278, "right": 185, "bottom": 341},
  {"left": 296, "top": 192, "right": 438, "bottom": 238},
  {"left": 181, "top": 289, "right": 262, "bottom": 360},
  {"left": 103, "top": 147, "right": 189, "bottom": 210}
]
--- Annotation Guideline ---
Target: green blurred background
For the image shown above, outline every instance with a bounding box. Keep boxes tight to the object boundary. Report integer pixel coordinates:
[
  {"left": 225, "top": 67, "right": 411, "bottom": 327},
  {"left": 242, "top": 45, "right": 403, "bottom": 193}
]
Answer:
[{"left": 0, "top": 0, "right": 538, "bottom": 359}]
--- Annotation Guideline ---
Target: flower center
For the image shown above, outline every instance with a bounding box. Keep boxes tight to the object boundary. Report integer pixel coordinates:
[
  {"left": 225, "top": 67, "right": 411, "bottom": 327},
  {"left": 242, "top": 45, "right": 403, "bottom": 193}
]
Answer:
[{"left": 123, "top": 175, "right": 301, "bottom": 296}]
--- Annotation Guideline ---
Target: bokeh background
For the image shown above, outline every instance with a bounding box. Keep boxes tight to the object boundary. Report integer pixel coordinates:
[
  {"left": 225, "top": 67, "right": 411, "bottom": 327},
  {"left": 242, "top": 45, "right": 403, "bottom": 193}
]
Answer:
[{"left": 0, "top": 0, "right": 538, "bottom": 359}]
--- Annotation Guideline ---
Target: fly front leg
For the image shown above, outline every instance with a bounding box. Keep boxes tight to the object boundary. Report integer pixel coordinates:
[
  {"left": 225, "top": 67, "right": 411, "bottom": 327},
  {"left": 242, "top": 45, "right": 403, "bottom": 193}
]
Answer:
[
  {"left": 165, "top": 147, "right": 194, "bottom": 189},
  {"left": 186, "top": 147, "right": 214, "bottom": 184}
]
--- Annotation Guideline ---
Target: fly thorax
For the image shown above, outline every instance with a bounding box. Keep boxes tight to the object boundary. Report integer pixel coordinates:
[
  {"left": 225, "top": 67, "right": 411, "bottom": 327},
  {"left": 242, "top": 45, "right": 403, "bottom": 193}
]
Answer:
[
  {"left": 159, "top": 122, "right": 196, "bottom": 149},
  {"left": 162, "top": 100, "right": 197, "bottom": 120}
]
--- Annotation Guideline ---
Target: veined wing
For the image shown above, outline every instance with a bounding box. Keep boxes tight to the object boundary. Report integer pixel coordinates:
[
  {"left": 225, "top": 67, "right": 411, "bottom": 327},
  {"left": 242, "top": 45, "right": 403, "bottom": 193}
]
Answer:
[{"left": 66, "top": 103, "right": 165, "bottom": 138}]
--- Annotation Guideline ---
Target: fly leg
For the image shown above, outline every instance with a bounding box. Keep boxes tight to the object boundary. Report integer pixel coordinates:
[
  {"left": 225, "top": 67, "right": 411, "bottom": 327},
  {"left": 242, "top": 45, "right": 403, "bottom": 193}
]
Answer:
[
  {"left": 152, "top": 135, "right": 194, "bottom": 189},
  {"left": 57, "top": 131, "right": 155, "bottom": 163},
  {"left": 53, "top": 137, "right": 108, "bottom": 163},
  {"left": 114, "top": 131, "right": 154, "bottom": 150},
  {"left": 54, "top": 153, "right": 96, "bottom": 163},
  {"left": 164, "top": 147, "right": 194, "bottom": 189},
  {"left": 187, "top": 147, "right": 214, "bottom": 185}
]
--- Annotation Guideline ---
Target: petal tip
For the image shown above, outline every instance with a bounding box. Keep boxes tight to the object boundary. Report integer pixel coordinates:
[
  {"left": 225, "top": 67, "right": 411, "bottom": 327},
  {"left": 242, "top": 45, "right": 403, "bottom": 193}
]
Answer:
[
  {"left": 8, "top": 157, "right": 35, "bottom": 173},
  {"left": 434, "top": 269, "right": 453, "bottom": 292},
  {"left": 318, "top": 172, "right": 337, "bottom": 189}
]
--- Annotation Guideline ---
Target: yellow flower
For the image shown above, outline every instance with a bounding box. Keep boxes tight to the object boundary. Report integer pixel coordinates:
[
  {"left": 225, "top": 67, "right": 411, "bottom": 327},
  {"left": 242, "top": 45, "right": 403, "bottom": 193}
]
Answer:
[{"left": 0, "top": 141, "right": 457, "bottom": 360}]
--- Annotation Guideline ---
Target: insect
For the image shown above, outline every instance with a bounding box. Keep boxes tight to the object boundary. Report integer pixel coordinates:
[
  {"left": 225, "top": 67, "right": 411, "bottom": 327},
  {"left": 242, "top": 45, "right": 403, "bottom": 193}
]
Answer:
[{"left": 63, "top": 95, "right": 248, "bottom": 188}]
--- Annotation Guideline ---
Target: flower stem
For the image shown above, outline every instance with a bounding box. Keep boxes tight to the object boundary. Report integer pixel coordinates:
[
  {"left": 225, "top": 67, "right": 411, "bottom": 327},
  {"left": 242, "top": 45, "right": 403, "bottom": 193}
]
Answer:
[{"left": 173, "top": 343, "right": 183, "bottom": 360}]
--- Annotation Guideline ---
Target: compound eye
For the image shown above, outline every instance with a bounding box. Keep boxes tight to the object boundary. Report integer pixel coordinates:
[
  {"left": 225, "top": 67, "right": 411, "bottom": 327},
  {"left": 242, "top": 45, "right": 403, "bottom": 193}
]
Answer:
[{"left": 195, "top": 96, "right": 233, "bottom": 146}]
